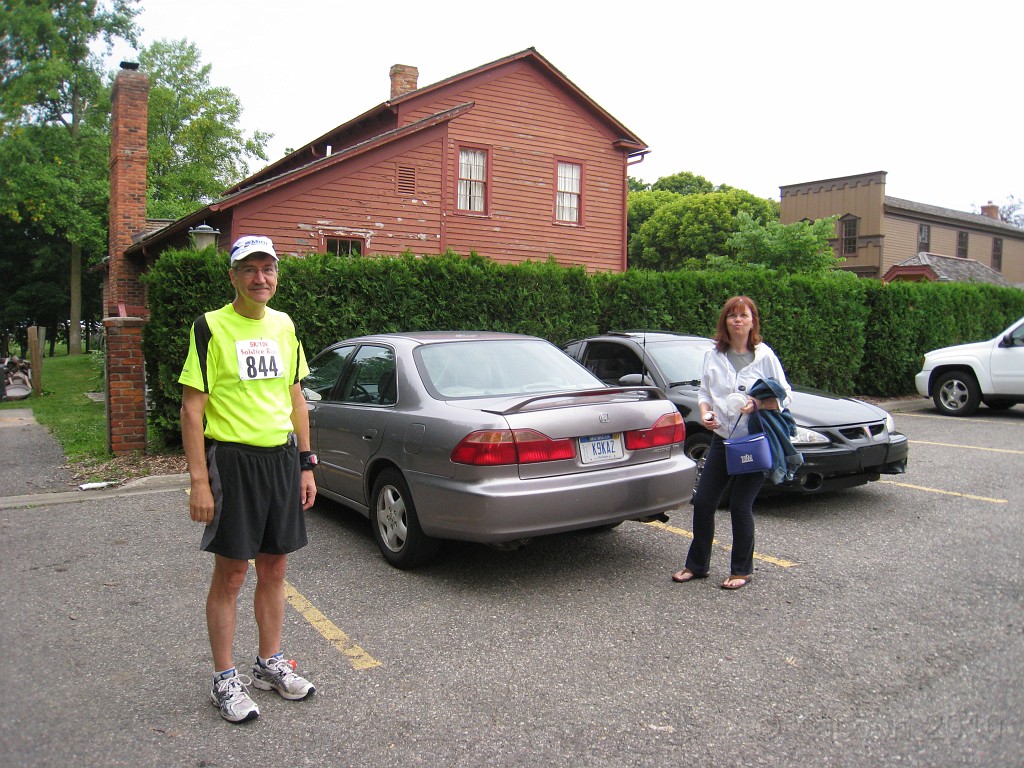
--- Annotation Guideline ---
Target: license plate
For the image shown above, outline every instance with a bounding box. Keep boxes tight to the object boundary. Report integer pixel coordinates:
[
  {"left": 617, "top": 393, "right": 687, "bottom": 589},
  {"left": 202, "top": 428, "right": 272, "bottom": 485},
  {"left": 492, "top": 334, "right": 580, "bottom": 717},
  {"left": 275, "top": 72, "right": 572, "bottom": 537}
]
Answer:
[{"left": 579, "top": 433, "right": 624, "bottom": 464}]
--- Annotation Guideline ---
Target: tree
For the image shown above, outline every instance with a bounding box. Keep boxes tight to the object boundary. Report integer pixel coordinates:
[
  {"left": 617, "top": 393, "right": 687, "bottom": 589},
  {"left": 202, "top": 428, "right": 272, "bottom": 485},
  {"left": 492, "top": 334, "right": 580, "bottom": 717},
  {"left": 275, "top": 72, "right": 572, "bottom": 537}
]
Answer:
[
  {"left": 627, "top": 176, "right": 649, "bottom": 193},
  {"left": 0, "top": 0, "right": 139, "bottom": 355},
  {"left": 139, "top": 39, "right": 271, "bottom": 220},
  {"left": 650, "top": 171, "right": 715, "bottom": 197},
  {"left": 628, "top": 189, "right": 779, "bottom": 270},
  {"left": 626, "top": 189, "right": 683, "bottom": 242},
  {"left": 710, "top": 212, "right": 844, "bottom": 273},
  {"left": 997, "top": 196, "right": 1022, "bottom": 229}
]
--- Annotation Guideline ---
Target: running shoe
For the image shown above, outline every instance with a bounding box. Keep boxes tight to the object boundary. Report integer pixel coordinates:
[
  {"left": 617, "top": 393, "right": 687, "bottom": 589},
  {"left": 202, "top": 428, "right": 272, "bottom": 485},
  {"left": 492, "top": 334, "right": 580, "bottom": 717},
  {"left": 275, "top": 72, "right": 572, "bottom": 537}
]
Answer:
[
  {"left": 251, "top": 654, "right": 316, "bottom": 700},
  {"left": 210, "top": 672, "right": 260, "bottom": 723}
]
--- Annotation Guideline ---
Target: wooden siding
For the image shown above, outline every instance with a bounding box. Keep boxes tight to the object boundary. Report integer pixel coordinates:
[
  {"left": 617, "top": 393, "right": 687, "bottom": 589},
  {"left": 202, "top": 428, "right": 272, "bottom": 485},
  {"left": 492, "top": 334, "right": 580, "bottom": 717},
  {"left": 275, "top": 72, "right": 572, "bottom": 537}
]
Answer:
[
  {"left": 398, "top": 63, "right": 627, "bottom": 272},
  {"left": 781, "top": 173, "right": 886, "bottom": 234},
  {"left": 227, "top": 129, "right": 448, "bottom": 258},
  {"left": 1001, "top": 238, "right": 1024, "bottom": 283},
  {"left": 881, "top": 216, "right": 919, "bottom": 272},
  {"left": 884, "top": 213, "right": 1024, "bottom": 282},
  {"left": 780, "top": 172, "right": 887, "bottom": 276}
]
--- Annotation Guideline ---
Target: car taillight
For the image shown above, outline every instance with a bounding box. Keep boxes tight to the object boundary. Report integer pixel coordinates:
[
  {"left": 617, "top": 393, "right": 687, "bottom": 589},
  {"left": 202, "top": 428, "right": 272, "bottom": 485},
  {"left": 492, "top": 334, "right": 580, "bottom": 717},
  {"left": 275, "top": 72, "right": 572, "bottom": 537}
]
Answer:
[
  {"left": 451, "top": 429, "right": 576, "bottom": 465},
  {"left": 624, "top": 412, "right": 685, "bottom": 450}
]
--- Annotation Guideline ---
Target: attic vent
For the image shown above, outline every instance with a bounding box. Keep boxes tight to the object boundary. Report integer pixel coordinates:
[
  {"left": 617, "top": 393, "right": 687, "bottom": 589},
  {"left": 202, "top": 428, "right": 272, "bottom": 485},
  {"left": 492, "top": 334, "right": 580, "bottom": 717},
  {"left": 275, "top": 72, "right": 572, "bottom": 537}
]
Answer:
[{"left": 398, "top": 166, "right": 416, "bottom": 197}]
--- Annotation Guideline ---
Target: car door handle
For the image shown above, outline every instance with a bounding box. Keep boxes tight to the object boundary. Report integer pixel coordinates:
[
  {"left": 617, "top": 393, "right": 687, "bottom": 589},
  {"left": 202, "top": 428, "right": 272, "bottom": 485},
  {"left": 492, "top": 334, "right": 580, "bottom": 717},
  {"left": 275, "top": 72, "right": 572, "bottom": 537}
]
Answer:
[{"left": 362, "top": 430, "right": 378, "bottom": 440}]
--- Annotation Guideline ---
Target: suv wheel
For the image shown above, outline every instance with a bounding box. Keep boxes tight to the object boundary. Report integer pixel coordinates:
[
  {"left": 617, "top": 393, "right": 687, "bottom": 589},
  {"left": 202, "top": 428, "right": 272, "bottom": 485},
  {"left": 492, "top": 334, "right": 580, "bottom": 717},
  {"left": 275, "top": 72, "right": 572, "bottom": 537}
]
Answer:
[{"left": 933, "top": 370, "right": 981, "bottom": 417}]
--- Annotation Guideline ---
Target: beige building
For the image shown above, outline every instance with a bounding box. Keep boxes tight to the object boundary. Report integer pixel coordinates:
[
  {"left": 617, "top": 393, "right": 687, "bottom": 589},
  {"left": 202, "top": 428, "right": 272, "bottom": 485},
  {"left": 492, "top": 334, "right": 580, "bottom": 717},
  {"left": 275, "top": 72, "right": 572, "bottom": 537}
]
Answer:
[{"left": 780, "top": 171, "right": 1024, "bottom": 285}]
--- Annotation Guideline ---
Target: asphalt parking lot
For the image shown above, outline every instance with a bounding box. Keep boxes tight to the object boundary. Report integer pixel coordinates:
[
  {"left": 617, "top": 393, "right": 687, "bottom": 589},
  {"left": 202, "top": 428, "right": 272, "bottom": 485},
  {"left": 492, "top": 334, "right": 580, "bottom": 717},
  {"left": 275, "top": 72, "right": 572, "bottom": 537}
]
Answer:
[{"left": 2, "top": 400, "right": 1022, "bottom": 767}]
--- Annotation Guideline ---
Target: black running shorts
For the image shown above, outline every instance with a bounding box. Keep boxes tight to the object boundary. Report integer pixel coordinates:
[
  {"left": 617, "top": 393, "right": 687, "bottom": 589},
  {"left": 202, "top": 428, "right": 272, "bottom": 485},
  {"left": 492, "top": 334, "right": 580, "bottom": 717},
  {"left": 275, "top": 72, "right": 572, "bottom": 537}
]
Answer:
[{"left": 200, "top": 439, "right": 308, "bottom": 560}]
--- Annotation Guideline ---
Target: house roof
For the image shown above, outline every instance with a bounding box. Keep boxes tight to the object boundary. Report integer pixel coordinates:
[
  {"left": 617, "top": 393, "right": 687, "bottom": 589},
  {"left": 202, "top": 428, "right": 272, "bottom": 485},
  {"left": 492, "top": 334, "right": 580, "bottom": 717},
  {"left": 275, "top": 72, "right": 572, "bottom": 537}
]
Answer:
[
  {"left": 225, "top": 47, "right": 646, "bottom": 196},
  {"left": 882, "top": 252, "right": 1012, "bottom": 287},
  {"left": 127, "top": 48, "right": 647, "bottom": 258},
  {"left": 884, "top": 196, "right": 1023, "bottom": 237},
  {"left": 125, "top": 103, "right": 472, "bottom": 257}
]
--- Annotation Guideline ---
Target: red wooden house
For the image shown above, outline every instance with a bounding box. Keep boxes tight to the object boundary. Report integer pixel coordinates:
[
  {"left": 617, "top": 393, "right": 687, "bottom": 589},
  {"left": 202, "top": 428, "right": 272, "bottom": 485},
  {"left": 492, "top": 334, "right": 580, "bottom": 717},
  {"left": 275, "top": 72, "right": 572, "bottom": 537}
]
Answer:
[
  {"left": 102, "top": 48, "right": 647, "bottom": 453},
  {"left": 120, "top": 47, "right": 648, "bottom": 272}
]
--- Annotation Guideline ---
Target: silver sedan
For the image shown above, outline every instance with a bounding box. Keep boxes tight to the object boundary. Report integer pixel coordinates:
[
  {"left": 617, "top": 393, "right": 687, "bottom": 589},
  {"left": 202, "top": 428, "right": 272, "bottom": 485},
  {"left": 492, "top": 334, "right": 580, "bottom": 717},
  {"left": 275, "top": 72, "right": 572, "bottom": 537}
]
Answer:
[{"left": 303, "top": 331, "right": 696, "bottom": 568}]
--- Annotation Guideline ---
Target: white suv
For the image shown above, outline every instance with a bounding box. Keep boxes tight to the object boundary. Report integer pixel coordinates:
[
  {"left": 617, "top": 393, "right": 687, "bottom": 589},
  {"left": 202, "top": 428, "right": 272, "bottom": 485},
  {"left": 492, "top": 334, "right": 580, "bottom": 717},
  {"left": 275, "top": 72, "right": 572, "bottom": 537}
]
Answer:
[{"left": 915, "top": 316, "right": 1024, "bottom": 416}]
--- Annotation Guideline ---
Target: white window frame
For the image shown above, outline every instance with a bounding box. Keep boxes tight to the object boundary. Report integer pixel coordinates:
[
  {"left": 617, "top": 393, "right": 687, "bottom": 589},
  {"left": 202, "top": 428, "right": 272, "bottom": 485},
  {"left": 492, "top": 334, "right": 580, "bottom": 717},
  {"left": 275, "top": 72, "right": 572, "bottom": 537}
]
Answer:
[
  {"left": 457, "top": 146, "right": 489, "bottom": 214},
  {"left": 555, "top": 160, "right": 582, "bottom": 224}
]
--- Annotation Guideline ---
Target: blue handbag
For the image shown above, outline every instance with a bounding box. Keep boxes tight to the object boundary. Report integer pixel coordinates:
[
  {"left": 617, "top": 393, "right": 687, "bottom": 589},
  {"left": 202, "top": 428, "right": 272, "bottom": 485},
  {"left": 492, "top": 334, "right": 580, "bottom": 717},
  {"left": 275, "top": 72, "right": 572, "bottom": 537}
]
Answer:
[{"left": 723, "top": 416, "right": 772, "bottom": 475}]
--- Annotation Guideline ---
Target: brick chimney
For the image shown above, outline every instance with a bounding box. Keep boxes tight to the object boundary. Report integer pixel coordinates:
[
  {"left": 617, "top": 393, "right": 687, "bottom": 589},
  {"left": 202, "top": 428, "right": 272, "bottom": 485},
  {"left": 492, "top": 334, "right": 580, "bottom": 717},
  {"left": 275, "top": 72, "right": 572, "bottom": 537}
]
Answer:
[
  {"left": 980, "top": 201, "right": 1000, "bottom": 220},
  {"left": 107, "top": 61, "right": 149, "bottom": 316},
  {"left": 389, "top": 64, "right": 419, "bottom": 99},
  {"left": 104, "top": 61, "right": 150, "bottom": 455}
]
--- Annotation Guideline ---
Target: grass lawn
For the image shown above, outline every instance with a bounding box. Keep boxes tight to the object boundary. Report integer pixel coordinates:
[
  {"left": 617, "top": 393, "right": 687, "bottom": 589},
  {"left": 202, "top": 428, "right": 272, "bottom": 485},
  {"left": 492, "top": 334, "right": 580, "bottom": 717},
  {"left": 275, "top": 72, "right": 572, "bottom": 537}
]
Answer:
[{"left": 2, "top": 351, "right": 185, "bottom": 481}]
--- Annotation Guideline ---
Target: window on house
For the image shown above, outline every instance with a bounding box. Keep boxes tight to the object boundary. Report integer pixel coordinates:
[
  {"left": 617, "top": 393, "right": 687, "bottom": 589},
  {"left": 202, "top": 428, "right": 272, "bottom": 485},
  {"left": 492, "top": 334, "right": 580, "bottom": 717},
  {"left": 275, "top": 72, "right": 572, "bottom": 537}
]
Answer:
[
  {"left": 326, "top": 237, "right": 363, "bottom": 257},
  {"left": 992, "top": 238, "right": 1003, "bottom": 271},
  {"left": 457, "top": 147, "right": 488, "bottom": 213},
  {"left": 842, "top": 218, "right": 858, "bottom": 256},
  {"left": 957, "top": 231, "right": 968, "bottom": 258},
  {"left": 918, "top": 224, "right": 930, "bottom": 253},
  {"left": 556, "top": 161, "right": 582, "bottom": 223}
]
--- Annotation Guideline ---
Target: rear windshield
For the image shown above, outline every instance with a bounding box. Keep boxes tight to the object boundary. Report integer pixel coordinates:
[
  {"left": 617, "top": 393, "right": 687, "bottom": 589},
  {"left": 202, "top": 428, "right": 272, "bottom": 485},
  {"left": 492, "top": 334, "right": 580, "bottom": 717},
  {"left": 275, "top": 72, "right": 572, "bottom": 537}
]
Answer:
[{"left": 418, "top": 340, "right": 602, "bottom": 398}]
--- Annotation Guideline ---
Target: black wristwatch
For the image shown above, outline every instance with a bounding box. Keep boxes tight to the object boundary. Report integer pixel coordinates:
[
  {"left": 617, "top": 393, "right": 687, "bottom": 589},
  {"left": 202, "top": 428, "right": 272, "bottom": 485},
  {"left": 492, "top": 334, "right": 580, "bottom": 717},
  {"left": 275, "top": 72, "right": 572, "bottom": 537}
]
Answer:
[{"left": 299, "top": 451, "right": 318, "bottom": 471}]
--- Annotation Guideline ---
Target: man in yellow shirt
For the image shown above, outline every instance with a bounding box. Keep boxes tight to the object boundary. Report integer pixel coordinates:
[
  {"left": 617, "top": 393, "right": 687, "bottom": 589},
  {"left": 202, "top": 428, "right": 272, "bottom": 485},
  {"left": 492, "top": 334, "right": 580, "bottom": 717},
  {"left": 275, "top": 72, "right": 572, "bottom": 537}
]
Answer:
[{"left": 180, "top": 235, "right": 317, "bottom": 723}]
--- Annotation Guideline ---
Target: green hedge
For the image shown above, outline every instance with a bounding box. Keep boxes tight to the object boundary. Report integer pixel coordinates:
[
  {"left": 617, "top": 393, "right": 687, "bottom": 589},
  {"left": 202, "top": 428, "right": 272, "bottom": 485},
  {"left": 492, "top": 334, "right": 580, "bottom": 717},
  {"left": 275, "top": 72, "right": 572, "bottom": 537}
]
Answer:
[{"left": 142, "top": 249, "right": 1024, "bottom": 443}]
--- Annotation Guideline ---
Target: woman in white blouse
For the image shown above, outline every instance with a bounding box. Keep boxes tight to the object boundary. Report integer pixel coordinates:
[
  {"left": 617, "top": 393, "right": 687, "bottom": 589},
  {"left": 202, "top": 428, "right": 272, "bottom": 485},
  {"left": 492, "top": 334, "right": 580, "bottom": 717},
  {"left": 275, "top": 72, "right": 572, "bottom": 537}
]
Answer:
[{"left": 672, "top": 295, "right": 792, "bottom": 590}]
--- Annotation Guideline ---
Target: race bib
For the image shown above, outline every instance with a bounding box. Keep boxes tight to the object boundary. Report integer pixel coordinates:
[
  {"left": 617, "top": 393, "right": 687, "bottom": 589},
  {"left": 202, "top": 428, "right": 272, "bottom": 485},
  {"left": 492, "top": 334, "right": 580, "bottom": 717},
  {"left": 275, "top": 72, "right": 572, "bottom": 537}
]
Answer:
[{"left": 235, "top": 339, "right": 284, "bottom": 380}]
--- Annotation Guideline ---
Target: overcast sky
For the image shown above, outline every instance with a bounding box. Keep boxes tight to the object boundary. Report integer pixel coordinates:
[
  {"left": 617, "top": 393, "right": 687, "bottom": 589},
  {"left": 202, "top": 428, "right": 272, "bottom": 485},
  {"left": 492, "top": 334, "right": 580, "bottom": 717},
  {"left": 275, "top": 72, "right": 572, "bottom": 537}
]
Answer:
[{"left": 111, "top": 0, "right": 1022, "bottom": 214}]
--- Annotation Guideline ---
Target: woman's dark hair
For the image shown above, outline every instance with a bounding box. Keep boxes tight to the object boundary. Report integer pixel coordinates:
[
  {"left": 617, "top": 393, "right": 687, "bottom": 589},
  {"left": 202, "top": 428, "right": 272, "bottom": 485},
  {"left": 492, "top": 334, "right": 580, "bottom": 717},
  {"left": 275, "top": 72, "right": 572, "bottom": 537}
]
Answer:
[{"left": 714, "top": 295, "right": 762, "bottom": 354}]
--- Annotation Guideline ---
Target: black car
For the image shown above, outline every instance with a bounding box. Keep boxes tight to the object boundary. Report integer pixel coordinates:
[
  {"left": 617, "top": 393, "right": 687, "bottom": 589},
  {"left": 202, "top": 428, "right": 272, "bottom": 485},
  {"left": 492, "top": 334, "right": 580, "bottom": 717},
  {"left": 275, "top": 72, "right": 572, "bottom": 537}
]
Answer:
[{"left": 563, "top": 332, "right": 909, "bottom": 494}]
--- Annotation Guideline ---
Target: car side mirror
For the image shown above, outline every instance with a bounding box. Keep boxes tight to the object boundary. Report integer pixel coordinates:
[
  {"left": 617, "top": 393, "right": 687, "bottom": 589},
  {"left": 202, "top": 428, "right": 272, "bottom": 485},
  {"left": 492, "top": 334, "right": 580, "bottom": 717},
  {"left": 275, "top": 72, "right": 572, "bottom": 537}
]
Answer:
[
  {"left": 619, "top": 373, "right": 654, "bottom": 386},
  {"left": 302, "top": 387, "right": 322, "bottom": 401},
  {"left": 1002, "top": 334, "right": 1024, "bottom": 348}
]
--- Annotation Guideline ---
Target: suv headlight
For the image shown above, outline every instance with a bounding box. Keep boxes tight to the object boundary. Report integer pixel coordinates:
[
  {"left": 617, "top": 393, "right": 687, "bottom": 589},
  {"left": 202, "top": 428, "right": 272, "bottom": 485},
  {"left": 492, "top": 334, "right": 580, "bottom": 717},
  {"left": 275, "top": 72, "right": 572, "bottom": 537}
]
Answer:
[
  {"left": 792, "top": 426, "right": 830, "bottom": 446},
  {"left": 885, "top": 413, "right": 895, "bottom": 432}
]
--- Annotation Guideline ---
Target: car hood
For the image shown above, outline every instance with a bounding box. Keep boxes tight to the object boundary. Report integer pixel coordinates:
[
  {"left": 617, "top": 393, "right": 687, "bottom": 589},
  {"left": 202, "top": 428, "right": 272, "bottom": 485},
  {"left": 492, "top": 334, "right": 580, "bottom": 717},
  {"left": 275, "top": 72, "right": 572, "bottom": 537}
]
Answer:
[
  {"left": 923, "top": 338, "right": 991, "bottom": 363},
  {"left": 788, "top": 387, "right": 888, "bottom": 427},
  {"left": 665, "top": 384, "right": 888, "bottom": 428}
]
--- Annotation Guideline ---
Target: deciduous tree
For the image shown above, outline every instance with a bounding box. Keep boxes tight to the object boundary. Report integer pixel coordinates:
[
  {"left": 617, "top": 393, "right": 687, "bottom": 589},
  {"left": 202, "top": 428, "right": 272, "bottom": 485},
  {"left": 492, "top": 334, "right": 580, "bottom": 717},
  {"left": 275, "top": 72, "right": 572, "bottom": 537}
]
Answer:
[
  {"left": 0, "top": 0, "right": 139, "bottom": 354},
  {"left": 712, "top": 212, "right": 844, "bottom": 273},
  {"left": 139, "top": 39, "right": 271, "bottom": 220},
  {"left": 651, "top": 171, "right": 715, "bottom": 197},
  {"left": 628, "top": 189, "right": 779, "bottom": 270}
]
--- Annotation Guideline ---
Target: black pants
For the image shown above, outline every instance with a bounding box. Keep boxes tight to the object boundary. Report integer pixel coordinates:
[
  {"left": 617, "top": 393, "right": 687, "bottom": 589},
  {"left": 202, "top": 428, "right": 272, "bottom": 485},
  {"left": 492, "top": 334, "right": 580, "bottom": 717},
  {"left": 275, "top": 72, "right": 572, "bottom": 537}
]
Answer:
[{"left": 685, "top": 434, "right": 764, "bottom": 578}]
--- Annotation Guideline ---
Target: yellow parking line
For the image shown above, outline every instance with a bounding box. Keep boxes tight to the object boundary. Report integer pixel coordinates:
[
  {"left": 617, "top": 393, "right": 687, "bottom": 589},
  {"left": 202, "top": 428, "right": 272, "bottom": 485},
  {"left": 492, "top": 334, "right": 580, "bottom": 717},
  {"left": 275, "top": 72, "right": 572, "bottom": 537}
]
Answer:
[
  {"left": 283, "top": 580, "right": 382, "bottom": 670},
  {"left": 897, "top": 411, "right": 1013, "bottom": 425},
  {"left": 646, "top": 520, "right": 799, "bottom": 568},
  {"left": 909, "top": 440, "right": 1024, "bottom": 455},
  {"left": 878, "top": 480, "right": 1007, "bottom": 504}
]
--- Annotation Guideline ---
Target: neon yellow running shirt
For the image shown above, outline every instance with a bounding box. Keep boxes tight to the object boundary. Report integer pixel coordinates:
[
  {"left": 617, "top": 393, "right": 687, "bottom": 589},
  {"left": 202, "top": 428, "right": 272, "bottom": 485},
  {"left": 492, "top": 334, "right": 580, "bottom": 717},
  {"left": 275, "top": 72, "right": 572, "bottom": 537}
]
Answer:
[{"left": 179, "top": 304, "right": 309, "bottom": 447}]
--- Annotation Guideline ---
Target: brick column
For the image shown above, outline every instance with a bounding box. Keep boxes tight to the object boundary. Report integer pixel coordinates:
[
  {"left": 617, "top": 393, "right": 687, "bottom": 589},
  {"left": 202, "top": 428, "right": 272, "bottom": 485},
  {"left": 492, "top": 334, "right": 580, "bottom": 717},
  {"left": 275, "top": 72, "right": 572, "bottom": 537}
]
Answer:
[
  {"left": 105, "top": 63, "right": 150, "bottom": 455},
  {"left": 103, "top": 317, "right": 147, "bottom": 454}
]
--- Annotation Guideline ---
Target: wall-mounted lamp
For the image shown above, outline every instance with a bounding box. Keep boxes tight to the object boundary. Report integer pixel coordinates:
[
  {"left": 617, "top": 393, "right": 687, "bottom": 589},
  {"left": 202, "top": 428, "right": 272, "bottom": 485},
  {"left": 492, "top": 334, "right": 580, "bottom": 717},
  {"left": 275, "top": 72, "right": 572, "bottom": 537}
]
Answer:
[{"left": 188, "top": 224, "right": 221, "bottom": 250}]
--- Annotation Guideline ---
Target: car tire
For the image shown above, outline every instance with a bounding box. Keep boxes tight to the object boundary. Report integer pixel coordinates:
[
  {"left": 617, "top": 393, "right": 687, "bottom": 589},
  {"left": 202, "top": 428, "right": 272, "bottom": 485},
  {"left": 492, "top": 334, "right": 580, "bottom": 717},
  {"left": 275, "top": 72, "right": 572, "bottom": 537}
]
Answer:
[
  {"left": 933, "top": 371, "right": 981, "bottom": 417},
  {"left": 370, "top": 468, "right": 440, "bottom": 569},
  {"left": 683, "top": 432, "right": 712, "bottom": 495}
]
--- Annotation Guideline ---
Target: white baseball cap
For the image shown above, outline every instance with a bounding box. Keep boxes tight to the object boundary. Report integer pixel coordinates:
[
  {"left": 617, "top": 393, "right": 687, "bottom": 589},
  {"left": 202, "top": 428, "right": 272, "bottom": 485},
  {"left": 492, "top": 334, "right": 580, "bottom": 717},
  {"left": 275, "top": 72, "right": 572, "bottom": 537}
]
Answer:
[{"left": 229, "top": 235, "right": 278, "bottom": 265}]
